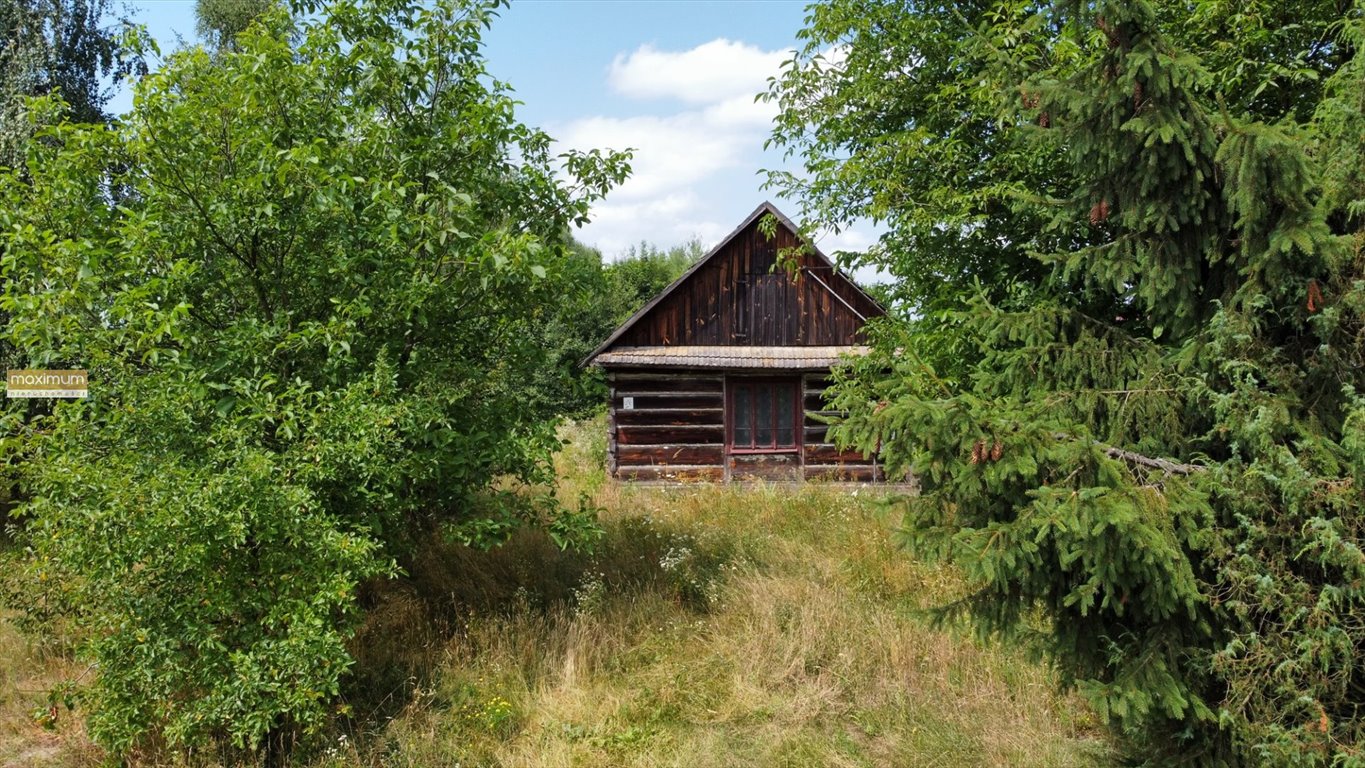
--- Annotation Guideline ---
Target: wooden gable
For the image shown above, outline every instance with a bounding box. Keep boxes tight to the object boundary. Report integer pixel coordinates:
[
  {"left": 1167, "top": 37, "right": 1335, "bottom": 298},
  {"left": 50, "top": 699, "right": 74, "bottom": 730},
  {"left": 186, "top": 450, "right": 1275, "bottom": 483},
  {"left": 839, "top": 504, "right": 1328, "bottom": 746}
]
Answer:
[{"left": 588, "top": 202, "right": 884, "bottom": 359}]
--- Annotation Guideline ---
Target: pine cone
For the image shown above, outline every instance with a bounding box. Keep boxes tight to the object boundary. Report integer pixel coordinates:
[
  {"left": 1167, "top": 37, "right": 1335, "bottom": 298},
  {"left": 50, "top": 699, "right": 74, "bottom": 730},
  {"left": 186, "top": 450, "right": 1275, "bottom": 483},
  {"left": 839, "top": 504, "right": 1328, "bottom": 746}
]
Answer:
[
  {"left": 1039, "top": 112, "right": 1050, "bottom": 128},
  {"left": 970, "top": 441, "right": 983, "bottom": 465},
  {"left": 1089, "top": 199, "right": 1110, "bottom": 225},
  {"left": 990, "top": 441, "right": 1003, "bottom": 462},
  {"left": 1133, "top": 80, "right": 1144, "bottom": 109}
]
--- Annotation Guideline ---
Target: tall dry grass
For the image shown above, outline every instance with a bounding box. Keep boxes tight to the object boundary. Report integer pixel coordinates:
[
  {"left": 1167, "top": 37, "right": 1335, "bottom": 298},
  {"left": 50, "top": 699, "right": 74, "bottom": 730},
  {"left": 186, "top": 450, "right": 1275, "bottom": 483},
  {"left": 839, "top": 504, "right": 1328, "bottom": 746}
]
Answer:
[
  {"left": 0, "top": 414, "right": 1113, "bottom": 766},
  {"left": 0, "top": 618, "right": 101, "bottom": 767},
  {"left": 317, "top": 416, "right": 1111, "bottom": 767}
]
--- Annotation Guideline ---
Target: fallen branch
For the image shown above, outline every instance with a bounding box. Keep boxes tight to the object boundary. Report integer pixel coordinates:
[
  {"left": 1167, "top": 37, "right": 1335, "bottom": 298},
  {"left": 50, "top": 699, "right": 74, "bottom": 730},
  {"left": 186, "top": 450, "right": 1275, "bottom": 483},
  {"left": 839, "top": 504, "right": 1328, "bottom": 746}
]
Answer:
[
  {"left": 1054, "top": 433, "right": 1205, "bottom": 476},
  {"left": 1102, "top": 444, "right": 1205, "bottom": 476}
]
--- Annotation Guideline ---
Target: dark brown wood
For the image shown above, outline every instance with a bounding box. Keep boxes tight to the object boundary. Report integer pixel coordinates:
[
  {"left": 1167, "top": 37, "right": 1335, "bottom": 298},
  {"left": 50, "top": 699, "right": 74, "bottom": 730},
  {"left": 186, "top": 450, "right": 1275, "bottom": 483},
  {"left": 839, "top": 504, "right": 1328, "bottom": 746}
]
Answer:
[
  {"left": 804, "top": 443, "right": 873, "bottom": 464},
  {"left": 614, "top": 216, "right": 882, "bottom": 348},
  {"left": 730, "top": 452, "right": 801, "bottom": 482},
  {"left": 805, "top": 393, "right": 837, "bottom": 410},
  {"left": 804, "top": 465, "right": 878, "bottom": 482},
  {"left": 803, "top": 424, "right": 829, "bottom": 443},
  {"left": 607, "top": 382, "right": 618, "bottom": 477},
  {"left": 616, "top": 465, "right": 727, "bottom": 482},
  {"left": 615, "top": 393, "right": 723, "bottom": 410},
  {"left": 616, "top": 425, "right": 725, "bottom": 445},
  {"left": 615, "top": 408, "right": 723, "bottom": 427},
  {"left": 618, "top": 444, "right": 725, "bottom": 465},
  {"left": 611, "top": 373, "right": 724, "bottom": 390}
]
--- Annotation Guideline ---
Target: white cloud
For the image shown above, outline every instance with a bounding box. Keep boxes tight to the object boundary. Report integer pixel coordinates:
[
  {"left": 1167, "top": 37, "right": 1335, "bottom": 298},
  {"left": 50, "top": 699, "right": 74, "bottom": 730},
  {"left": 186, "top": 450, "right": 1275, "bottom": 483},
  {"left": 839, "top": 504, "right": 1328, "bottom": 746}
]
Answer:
[
  {"left": 703, "top": 93, "right": 778, "bottom": 129},
  {"left": 554, "top": 93, "right": 777, "bottom": 204},
  {"left": 814, "top": 226, "right": 894, "bottom": 286},
  {"left": 556, "top": 38, "right": 829, "bottom": 261},
  {"left": 608, "top": 39, "right": 788, "bottom": 104},
  {"left": 816, "top": 226, "right": 877, "bottom": 257},
  {"left": 577, "top": 193, "right": 728, "bottom": 258},
  {"left": 555, "top": 109, "right": 755, "bottom": 201},
  {"left": 554, "top": 37, "right": 791, "bottom": 258}
]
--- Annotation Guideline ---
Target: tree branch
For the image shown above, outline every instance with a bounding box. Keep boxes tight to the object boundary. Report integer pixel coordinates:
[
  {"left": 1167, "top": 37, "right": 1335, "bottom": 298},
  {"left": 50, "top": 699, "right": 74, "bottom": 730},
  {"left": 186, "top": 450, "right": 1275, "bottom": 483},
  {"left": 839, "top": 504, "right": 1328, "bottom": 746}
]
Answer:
[{"left": 1055, "top": 432, "right": 1205, "bottom": 476}]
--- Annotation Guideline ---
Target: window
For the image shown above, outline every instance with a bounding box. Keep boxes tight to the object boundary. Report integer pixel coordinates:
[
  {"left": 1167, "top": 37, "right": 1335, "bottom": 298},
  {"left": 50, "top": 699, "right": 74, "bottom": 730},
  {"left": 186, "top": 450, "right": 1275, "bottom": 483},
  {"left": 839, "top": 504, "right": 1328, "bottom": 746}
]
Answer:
[{"left": 729, "top": 379, "right": 798, "bottom": 451}]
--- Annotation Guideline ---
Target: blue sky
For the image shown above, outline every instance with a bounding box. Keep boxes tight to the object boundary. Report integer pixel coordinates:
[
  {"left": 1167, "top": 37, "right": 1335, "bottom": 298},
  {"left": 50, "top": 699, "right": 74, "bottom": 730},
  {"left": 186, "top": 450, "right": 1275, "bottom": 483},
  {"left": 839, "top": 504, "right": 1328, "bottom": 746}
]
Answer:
[{"left": 113, "top": 1, "right": 876, "bottom": 262}]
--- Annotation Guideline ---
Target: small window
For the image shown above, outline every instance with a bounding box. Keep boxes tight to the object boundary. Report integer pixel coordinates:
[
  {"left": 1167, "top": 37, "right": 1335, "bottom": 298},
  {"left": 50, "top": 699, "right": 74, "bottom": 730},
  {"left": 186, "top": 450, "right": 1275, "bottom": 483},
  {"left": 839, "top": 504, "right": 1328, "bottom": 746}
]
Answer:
[
  {"left": 729, "top": 380, "right": 799, "bottom": 452},
  {"left": 735, "top": 276, "right": 749, "bottom": 341}
]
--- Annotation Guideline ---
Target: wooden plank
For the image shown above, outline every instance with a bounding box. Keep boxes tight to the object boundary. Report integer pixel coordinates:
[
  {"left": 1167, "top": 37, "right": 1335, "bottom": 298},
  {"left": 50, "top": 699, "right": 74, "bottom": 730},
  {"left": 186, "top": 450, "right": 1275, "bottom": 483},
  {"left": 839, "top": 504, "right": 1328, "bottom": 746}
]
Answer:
[
  {"left": 618, "top": 444, "right": 725, "bottom": 465},
  {"left": 615, "top": 393, "right": 723, "bottom": 410},
  {"left": 804, "top": 465, "right": 878, "bottom": 483},
  {"left": 615, "top": 408, "right": 724, "bottom": 427},
  {"left": 729, "top": 452, "right": 801, "bottom": 482},
  {"left": 615, "top": 465, "right": 726, "bottom": 482},
  {"left": 611, "top": 373, "right": 726, "bottom": 381},
  {"left": 719, "top": 251, "right": 730, "bottom": 341},
  {"left": 804, "top": 443, "right": 874, "bottom": 463},
  {"left": 610, "top": 372, "right": 723, "bottom": 386},
  {"left": 805, "top": 393, "right": 840, "bottom": 411},
  {"left": 615, "top": 389, "right": 723, "bottom": 398},
  {"left": 617, "top": 424, "right": 724, "bottom": 445}
]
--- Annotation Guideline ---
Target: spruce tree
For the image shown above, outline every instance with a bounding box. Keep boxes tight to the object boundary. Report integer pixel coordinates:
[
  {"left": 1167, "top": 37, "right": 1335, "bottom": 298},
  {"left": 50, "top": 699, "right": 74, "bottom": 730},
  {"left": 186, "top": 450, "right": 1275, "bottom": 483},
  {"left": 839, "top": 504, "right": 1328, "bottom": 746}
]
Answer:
[{"left": 773, "top": 1, "right": 1365, "bottom": 763}]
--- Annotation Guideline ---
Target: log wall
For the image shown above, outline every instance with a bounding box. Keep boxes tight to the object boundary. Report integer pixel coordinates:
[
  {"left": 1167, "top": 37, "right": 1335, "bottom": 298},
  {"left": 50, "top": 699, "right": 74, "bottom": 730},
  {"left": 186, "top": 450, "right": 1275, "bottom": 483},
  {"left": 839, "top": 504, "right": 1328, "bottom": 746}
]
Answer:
[
  {"left": 609, "top": 370, "right": 726, "bottom": 482},
  {"left": 607, "top": 370, "right": 888, "bottom": 484},
  {"left": 800, "top": 374, "right": 881, "bottom": 482}
]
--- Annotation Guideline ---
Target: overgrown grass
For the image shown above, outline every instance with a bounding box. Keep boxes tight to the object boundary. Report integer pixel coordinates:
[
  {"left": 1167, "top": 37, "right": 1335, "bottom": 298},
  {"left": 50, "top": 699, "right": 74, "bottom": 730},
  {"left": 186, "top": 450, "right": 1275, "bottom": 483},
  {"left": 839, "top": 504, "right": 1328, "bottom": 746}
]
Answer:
[
  {"left": 0, "top": 618, "right": 100, "bottom": 768},
  {"left": 0, "top": 414, "right": 1114, "bottom": 766}
]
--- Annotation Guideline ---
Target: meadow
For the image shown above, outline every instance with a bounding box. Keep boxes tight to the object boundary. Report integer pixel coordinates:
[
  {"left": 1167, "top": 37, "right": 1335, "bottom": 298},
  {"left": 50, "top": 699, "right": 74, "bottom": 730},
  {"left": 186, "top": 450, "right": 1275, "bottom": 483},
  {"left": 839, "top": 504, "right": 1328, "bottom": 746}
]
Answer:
[{"left": 1, "top": 416, "right": 1113, "bottom": 767}]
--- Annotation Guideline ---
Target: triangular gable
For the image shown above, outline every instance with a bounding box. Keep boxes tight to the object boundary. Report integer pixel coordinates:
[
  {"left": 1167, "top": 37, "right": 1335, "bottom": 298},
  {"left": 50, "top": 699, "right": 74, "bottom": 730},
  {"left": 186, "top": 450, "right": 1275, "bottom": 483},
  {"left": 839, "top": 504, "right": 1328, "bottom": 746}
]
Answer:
[{"left": 583, "top": 202, "right": 884, "bottom": 365}]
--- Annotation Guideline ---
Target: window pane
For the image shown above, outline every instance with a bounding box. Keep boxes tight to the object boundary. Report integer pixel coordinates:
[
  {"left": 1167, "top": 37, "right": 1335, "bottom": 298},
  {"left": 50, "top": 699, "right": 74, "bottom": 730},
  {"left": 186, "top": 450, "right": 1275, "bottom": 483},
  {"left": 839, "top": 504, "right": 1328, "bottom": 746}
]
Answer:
[
  {"left": 754, "top": 385, "right": 773, "bottom": 446},
  {"left": 733, "top": 385, "right": 751, "bottom": 447},
  {"left": 775, "top": 384, "right": 795, "bottom": 447}
]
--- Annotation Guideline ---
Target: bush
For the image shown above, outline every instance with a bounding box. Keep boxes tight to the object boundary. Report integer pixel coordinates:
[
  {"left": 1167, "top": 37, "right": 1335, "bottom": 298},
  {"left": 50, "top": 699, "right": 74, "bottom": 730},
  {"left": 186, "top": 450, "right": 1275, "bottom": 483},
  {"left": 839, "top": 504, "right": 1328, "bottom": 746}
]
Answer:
[{"left": 0, "top": 0, "right": 627, "bottom": 757}]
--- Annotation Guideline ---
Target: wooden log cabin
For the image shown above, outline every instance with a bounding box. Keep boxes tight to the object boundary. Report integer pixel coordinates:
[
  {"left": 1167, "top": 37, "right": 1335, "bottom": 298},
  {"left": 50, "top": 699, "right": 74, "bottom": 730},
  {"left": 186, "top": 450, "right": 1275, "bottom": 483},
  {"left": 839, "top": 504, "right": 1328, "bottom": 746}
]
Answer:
[{"left": 583, "top": 202, "right": 892, "bottom": 483}]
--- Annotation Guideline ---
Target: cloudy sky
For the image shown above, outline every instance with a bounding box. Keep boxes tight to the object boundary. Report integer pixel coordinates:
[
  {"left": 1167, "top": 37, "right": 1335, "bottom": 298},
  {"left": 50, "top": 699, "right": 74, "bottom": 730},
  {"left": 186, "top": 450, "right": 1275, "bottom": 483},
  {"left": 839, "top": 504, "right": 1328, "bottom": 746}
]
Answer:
[{"left": 115, "top": 0, "right": 876, "bottom": 262}]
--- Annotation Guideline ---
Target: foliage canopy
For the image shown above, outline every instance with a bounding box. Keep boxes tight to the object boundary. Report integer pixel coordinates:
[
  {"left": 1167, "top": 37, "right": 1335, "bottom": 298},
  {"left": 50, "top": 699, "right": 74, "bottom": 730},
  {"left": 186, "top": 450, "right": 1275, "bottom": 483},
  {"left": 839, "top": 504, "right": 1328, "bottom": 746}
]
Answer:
[{"left": 768, "top": 0, "right": 1365, "bottom": 764}]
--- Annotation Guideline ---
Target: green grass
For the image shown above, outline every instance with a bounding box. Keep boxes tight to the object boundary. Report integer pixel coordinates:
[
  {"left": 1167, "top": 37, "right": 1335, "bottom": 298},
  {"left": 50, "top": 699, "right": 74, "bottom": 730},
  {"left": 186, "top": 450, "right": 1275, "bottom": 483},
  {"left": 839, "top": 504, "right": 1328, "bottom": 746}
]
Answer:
[{"left": 0, "top": 414, "right": 1114, "bottom": 766}]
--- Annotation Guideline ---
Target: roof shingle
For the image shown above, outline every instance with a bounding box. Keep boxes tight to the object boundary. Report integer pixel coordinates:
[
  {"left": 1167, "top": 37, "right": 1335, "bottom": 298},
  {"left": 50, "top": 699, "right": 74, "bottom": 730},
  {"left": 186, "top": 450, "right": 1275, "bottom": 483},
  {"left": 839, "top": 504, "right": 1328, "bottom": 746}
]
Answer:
[{"left": 592, "top": 345, "right": 869, "bottom": 370}]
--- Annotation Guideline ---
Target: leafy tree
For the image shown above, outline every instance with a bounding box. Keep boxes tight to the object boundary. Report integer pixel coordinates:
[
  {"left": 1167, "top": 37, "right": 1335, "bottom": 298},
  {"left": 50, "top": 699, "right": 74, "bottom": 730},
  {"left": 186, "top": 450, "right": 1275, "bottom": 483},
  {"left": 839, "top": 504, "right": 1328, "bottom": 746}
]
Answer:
[
  {"left": 515, "top": 237, "right": 618, "bottom": 419},
  {"left": 0, "top": 0, "right": 627, "bottom": 757},
  {"left": 530, "top": 237, "right": 703, "bottom": 419},
  {"left": 609, "top": 238, "right": 704, "bottom": 309},
  {"left": 764, "top": 0, "right": 1356, "bottom": 387},
  {"left": 195, "top": 0, "right": 277, "bottom": 51},
  {"left": 1, "top": 0, "right": 142, "bottom": 520},
  {"left": 769, "top": 0, "right": 1365, "bottom": 764},
  {"left": 0, "top": 0, "right": 140, "bottom": 169}
]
